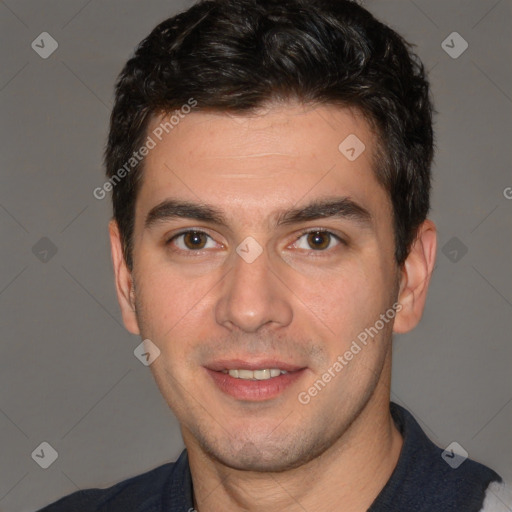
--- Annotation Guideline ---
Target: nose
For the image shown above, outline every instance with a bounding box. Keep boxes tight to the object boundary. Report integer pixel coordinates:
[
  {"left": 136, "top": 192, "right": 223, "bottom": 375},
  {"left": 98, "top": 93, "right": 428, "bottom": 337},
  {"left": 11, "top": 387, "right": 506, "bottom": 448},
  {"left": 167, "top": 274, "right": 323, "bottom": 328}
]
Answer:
[{"left": 215, "top": 243, "right": 293, "bottom": 333}]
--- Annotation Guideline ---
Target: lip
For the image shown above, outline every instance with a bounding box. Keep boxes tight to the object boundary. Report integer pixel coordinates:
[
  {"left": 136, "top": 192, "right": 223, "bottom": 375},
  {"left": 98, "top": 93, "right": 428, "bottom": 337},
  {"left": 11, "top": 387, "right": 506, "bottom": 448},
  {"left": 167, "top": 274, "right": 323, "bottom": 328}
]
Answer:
[
  {"left": 205, "top": 358, "right": 304, "bottom": 372},
  {"left": 204, "top": 359, "right": 307, "bottom": 401}
]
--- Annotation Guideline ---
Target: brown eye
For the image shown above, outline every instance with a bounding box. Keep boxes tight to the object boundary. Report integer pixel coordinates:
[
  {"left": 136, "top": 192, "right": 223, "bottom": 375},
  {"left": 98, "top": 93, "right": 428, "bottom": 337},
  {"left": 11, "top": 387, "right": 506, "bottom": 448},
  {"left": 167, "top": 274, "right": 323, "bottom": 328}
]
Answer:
[
  {"left": 292, "top": 230, "right": 342, "bottom": 251},
  {"left": 306, "top": 231, "right": 331, "bottom": 250},
  {"left": 182, "top": 231, "right": 208, "bottom": 249},
  {"left": 169, "top": 230, "right": 217, "bottom": 252}
]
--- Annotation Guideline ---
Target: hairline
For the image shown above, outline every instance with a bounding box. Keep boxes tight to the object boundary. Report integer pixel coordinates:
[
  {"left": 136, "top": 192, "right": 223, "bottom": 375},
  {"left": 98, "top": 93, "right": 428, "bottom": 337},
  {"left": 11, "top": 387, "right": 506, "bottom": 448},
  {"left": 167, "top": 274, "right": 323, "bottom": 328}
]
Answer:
[{"left": 121, "top": 99, "right": 397, "bottom": 269}]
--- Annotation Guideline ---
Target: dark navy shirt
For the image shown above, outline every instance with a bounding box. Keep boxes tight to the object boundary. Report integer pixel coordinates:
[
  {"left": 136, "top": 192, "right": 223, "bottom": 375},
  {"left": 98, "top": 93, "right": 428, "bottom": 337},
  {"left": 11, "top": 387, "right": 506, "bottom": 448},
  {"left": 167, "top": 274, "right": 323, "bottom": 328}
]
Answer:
[{"left": 37, "top": 402, "right": 504, "bottom": 511}]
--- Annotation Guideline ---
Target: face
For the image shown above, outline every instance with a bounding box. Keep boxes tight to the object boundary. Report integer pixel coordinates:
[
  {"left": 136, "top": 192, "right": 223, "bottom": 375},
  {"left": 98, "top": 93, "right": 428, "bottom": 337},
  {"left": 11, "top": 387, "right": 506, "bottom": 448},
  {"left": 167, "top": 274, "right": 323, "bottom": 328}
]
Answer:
[{"left": 113, "top": 103, "right": 406, "bottom": 471}]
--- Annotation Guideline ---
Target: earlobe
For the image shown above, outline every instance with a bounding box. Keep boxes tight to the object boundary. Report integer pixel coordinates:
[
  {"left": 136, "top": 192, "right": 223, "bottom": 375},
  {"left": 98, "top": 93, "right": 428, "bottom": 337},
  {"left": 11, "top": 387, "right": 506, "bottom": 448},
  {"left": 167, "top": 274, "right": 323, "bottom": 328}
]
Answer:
[
  {"left": 109, "top": 219, "right": 141, "bottom": 335},
  {"left": 393, "top": 219, "right": 437, "bottom": 334}
]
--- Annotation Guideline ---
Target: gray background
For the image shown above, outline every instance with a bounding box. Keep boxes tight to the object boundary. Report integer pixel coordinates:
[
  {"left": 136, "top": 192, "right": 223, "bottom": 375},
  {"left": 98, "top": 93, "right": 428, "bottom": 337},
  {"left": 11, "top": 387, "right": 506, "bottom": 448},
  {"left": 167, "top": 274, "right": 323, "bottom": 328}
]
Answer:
[{"left": 0, "top": 0, "right": 511, "bottom": 511}]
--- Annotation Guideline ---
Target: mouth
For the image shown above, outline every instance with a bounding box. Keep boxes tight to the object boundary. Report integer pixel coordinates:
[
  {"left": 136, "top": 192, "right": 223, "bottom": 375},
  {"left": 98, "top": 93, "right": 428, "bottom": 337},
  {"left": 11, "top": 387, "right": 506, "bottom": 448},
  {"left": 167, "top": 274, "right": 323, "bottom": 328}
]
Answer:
[
  {"left": 205, "top": 359, "right": 307, "bottom": 401},
  {"left": 221, "top": 368, "right": 289, "bottom": 380}
]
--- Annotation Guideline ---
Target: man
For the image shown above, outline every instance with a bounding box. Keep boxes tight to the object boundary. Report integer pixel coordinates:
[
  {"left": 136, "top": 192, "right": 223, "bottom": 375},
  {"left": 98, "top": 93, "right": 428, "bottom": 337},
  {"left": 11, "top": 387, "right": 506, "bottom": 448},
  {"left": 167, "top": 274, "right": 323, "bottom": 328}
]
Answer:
[{"left": 39, "top": 0, "right": 511, "bottom": 510}]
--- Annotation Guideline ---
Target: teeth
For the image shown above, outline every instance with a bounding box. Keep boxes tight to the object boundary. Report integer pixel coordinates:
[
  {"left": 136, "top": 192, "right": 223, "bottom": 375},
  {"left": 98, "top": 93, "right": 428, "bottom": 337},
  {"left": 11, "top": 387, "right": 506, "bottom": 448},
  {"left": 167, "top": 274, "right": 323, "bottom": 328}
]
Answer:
[
  {"left": 238, "top": 369, "right": 254, "bottom": 379},
  {"left": 224, "top": 368, "right": 288, "bottom": 380}
]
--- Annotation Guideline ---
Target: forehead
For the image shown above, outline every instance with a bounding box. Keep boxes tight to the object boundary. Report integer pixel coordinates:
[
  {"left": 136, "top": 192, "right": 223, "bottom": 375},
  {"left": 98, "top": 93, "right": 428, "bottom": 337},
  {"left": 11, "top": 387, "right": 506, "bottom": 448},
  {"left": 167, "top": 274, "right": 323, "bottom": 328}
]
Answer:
[{"left": 136, "top": 103, "right": 389, "bottom": 224}]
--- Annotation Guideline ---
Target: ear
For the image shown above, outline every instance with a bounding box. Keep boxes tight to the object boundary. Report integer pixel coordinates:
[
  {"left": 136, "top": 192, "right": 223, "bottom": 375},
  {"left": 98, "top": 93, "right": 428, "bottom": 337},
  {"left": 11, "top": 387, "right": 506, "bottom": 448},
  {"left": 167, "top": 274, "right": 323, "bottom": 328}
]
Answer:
[
  {"left": 109, "top": 219, "right": 140, "bottom": 335},
  {"left": 393, "top": 219, "right": 437, "bottom": 334}
]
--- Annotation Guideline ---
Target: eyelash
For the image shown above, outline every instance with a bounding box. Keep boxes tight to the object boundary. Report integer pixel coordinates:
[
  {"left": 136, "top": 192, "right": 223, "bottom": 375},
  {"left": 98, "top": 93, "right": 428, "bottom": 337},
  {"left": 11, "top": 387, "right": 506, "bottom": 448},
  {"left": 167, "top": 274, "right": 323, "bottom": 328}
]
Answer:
[
  {"left": 293, "top": 228, "right": 345, "bottom": 252},
  {"left": 166, "top": 230, "right": 221, "bottom": 254},
  {"left": 165, "top": 228, "right": 345, "bottom": 254}
]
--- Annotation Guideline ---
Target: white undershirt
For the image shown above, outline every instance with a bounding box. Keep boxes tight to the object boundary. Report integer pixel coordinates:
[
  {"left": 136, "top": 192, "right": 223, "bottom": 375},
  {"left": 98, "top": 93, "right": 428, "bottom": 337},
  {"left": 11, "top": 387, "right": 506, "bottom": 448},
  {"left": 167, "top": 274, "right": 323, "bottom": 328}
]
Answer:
[{"left": 481, "top": 481, "right": 512, "bottom": 511}]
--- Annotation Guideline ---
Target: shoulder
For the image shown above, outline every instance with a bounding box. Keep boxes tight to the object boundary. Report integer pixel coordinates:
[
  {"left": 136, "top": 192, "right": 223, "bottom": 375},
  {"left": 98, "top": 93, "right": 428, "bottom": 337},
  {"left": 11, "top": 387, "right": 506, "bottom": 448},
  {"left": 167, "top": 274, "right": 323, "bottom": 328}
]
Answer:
[
  {"left": 480, "top": 481, "right": 512, "bottom": 512},
  {"left": 382, "top": 403, "right": 505, "bottom": 511},
  {"left": 36, "top": 460, "right": 176, "bottom": 511}
]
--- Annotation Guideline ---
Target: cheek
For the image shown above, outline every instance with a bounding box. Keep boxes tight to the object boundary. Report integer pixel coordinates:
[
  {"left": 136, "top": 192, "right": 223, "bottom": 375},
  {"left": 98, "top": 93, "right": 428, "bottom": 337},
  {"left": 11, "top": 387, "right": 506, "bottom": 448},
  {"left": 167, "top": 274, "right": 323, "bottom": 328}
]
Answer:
[
  {"left": 288, "top": 263, "right": 388, "bottom": 342},
  {"left": 134, "top": 262, "right": 213, "bottom": 345}
]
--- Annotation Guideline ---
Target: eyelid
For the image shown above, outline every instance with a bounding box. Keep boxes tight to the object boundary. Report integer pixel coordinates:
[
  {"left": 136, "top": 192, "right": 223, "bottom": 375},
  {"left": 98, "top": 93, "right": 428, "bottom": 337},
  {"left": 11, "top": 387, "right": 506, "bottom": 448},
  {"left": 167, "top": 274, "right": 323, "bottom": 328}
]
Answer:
[
  {"left": 166, "top": 228, "right": 223, "bottom": 251},
  {"left": 164, "top": 227, "right": 346, "bottom": 254},
  {"left": 292, "top": 227, "right": 346, "bottom": 246}
]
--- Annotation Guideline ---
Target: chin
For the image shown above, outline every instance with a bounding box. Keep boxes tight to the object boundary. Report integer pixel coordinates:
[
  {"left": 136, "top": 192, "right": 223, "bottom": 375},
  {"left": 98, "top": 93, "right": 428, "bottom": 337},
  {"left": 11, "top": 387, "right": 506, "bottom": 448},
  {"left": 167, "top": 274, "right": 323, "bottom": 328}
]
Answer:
[
  {"left": 197, "top": 429, "right": 330, "bottom": 473},
  {"left": 213, "top": 448, "right": 307, "bottom": 473}
]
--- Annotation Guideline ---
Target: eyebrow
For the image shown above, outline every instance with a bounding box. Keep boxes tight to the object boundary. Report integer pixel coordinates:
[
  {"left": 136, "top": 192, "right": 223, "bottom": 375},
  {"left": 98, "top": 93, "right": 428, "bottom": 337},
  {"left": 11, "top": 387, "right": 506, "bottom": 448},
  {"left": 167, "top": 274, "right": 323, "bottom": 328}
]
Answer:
[
  {"left": 276, "top": 197, "right": 372, "bottom": 227},
  {"left": 145, "top": 200, "right": 229, "bottom": 229},
  {"left": 144, "top": 197, "right": 372, "bottom": 230}
]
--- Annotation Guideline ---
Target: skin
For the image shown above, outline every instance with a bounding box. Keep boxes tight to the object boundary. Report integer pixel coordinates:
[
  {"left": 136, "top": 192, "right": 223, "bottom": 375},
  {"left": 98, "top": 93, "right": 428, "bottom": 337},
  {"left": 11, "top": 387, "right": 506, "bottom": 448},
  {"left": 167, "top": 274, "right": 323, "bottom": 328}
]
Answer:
[{"left": 110, "top": 102, "right": 437, "bottom": 512}]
